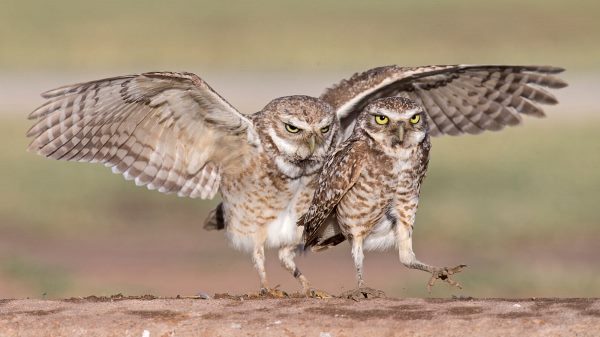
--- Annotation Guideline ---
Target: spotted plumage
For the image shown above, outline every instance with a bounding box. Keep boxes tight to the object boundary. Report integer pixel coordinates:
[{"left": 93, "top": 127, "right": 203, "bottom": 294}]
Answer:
[
  {"left": 299, "top": 97, "right": 465, "bottom": 297},
  {"left": 27, "top": 72, "right": 338, "bottom": 297}
]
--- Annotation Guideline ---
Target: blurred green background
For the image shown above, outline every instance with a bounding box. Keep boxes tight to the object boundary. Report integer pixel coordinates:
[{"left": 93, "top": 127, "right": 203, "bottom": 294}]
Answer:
[{"left": 0, "top": 0, "right": 598, "bottom": 299}]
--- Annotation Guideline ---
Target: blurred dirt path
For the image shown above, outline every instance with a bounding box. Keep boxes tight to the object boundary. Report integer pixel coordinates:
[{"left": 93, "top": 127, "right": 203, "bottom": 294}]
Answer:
[{"left": 0, "top": 297, "right": 598, "bottom": 336}]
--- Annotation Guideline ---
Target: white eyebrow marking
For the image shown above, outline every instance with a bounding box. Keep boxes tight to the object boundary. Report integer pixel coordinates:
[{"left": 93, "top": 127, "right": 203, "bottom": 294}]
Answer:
[
  {"left": 285, "top": 118, "right": 311, "bottom": 130},
  {"left": 315, "top": 118, "right": 333, "bottom": 128},
  {"left": 373, "top": 108, "right": 421, "bottom": 119}
]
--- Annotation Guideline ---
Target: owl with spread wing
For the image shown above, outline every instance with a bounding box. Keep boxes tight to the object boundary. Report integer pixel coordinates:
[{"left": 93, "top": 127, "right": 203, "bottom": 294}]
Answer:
[
  {"left": 297, "top": 65, "right": 566, "bottom": 298},
  {"left": 27, "top": 65, "right": 565, "bottom": 297}
]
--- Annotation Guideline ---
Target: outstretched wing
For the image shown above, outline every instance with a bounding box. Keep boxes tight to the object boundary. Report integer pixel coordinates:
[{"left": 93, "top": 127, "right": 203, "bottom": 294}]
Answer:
[
  {"left": 298, "top": 139, "right": 367, "bottom": 248},
  {"left": 321, "top": 65, "right": 567, "bottom": 138},
  {"left": 27, "top": 71, "right": 256, "bottom": 199}
]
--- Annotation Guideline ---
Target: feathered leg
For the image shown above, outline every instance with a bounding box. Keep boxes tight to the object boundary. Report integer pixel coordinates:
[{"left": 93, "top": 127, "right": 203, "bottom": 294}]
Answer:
[
  {"left": 352, "top": 236, "right": 366, "bottom": 288},
  {"left": 278, "top": 245, "right": 331, "bottom": 298},
  {"left": 252, "top": 243, "right": 287, "bottom": 298},
  {"left": 340, "top": 236, "right": 385, "bottom": 300},
  {"left": 396, "top": 224, "right": 466, "bottom": 292}
]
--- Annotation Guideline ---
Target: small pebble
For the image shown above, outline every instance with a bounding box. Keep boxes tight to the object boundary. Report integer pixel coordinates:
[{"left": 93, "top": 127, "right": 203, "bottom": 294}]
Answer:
[
  {"left": 320, "top": 332, "right": 332, "bottom": 337},
  {"left": 512, "top": 304, "right": 522, "bottom": 308},
  {"left": 273, "top": 320, "right": 282, "bottom": 325},
  {"left": 230, "top": 323, "right": 242, "bottom": 329}
]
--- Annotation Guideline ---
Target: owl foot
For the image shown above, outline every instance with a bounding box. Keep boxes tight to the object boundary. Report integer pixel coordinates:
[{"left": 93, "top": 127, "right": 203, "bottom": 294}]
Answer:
[
  {"left": 260, "top": 287, "right": 289, "bottom": 298},
  {"left": 306, "top": 288, "right": 333, "bottom": 299},
  {"left": 427, "top": 264, "right": 467, "bottom": 292},
  {"left": 340, "top": 287, "right": 386, "bottom": 301}
]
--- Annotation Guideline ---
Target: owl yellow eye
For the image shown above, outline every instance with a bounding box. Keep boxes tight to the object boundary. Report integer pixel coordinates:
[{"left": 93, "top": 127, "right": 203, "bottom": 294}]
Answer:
[
  {"left": 374, "top": 115, "right": 389, "bottom": 125},
  {"left": 285, "top": 123, "right": 300, "bottom": 133},
  {"left": 409, "top": 114, "right": 421, "bottom": 124},
  {"left": 320, "top": 125, "right": 330, "bottom": 133}
]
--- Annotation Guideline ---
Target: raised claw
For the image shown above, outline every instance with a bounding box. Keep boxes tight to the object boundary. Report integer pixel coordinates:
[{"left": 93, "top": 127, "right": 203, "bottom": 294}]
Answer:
[
  {"left": 427, "top": 264, "right": 467, "bottom": 292},
  {"left": 260, "top": 287, "right": 289, "bottom": 298}
]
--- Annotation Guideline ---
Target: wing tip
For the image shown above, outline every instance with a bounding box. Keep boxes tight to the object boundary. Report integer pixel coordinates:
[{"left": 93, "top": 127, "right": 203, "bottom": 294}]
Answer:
[
  {"left": 26, "top": 140, "right": 57, "bottom": 158},
  {"left": 25, "top": 124, "right": 40, "bottom": 138},
  {"left": 540, "top": 65, "right": 566, "bottom": 74},
  {"left": 40, "top": 86, "right": 72, "bottom": 99},
  {"left": 544, "top": 95, "right": 560, "bottom": 105},
  {"left": 550, "top": 78, "right": 569, "bottom": 89},
  {"left": 27, "top": 112, "right": 40, "bottom": 120},
  {"left": 26, "top": 141, "right": 40, "bottom": 154}
]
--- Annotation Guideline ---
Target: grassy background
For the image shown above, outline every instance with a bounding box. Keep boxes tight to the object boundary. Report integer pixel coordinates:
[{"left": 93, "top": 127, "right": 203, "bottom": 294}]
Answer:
[
  {"left": 1, "top": 0, "right": 599, "bottom": 72},
  {"left": 0, "top": 0, "right": 599, "bottom": 298}
]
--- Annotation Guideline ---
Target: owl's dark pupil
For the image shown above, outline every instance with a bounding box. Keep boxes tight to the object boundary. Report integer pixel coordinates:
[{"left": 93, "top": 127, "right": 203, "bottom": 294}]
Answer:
[
  {"left": 284, "top": 123, "right": 302, "bottom": 133},
  {"left": 375, "top": 115, "right": 388, "bottom": 124}
]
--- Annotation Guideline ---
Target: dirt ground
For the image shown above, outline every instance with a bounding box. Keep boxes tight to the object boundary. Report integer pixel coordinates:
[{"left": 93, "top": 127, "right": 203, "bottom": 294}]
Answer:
[{"left": 0, "top": 296, "right": 599, "bottom": 337}]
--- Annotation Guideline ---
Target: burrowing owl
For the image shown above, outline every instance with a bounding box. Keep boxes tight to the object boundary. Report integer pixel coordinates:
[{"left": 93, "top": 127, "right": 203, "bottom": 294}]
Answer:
[
  {"left": 299, "top": 97, "right": 465, "bottom": 299},
  {"left": 27, "top": 72, "right": 338, "bottom": 297}
]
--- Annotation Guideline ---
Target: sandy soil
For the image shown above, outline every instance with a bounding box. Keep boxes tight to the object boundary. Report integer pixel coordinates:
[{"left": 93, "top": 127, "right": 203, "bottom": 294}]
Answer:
[{"left": 0, "top": 296, "right": 599, "bottom": 337}]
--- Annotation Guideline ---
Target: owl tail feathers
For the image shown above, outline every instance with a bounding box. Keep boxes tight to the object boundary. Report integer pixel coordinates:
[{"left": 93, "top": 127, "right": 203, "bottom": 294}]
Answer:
[
  {"left": 298, "top": 213, "right": 347, "bottom": 252},
  {"left": 202, "top": 203, "right": 225, "bottom": 231},
  {"left": 310, "top": 234, "right": 346, "bottom": 252}
]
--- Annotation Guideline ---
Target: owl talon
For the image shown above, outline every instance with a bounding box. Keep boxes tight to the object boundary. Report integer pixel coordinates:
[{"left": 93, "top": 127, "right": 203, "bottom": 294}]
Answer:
[
  {"left": 427, "top": 264, "right": 467, "bottom": 292},
  {"left": 260, "top": 287, "right": 289, "bottom": 298},
  {"left": 340, "top": 287, "right": 386, "bottom": 301}
]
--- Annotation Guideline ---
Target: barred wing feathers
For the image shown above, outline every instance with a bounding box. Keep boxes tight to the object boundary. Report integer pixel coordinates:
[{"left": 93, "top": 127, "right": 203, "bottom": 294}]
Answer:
[
  {"left": 322, "top": 65, "right": 567, "bottom": 137},
  {"left": 27, "top": 72, "right": 255, "bottom": 199}
]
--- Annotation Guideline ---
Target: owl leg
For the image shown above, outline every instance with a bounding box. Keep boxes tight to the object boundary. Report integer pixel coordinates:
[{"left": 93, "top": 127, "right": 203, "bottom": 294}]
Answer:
[
  {"left": 278, "top": 245, "right": 331, "bottom": 298},
  {"left": 396, "top": 224, "right": 467, "bottom": 292},
  {"left": 351, "top": 236, "right": 366, "bottom": 288},
  {"left": 340, "top": 236, "right": 385, "bottom": 300},
  {"left": 278, "top": 245, "right": 309, "bottom": 290},
  {"left": 252, "top": 244, "right": 287, "bottom": 298}
]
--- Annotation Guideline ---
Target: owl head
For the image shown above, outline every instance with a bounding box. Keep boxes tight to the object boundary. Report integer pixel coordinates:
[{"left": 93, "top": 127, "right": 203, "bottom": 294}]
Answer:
[
  {"left": 253, "top": 96, "right": 339, "bottom": 177},
  {"left": 356, "top": 97, "right": 428, "bottom": 150}
]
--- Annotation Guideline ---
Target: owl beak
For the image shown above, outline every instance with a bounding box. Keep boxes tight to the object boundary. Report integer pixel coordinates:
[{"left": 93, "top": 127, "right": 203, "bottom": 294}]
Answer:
[
  {"left": 398, "top": 125, "right": 405, "bottom": 143},
  {"left": 307, "top": 135, "right": 316, "bottom": 154}
]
